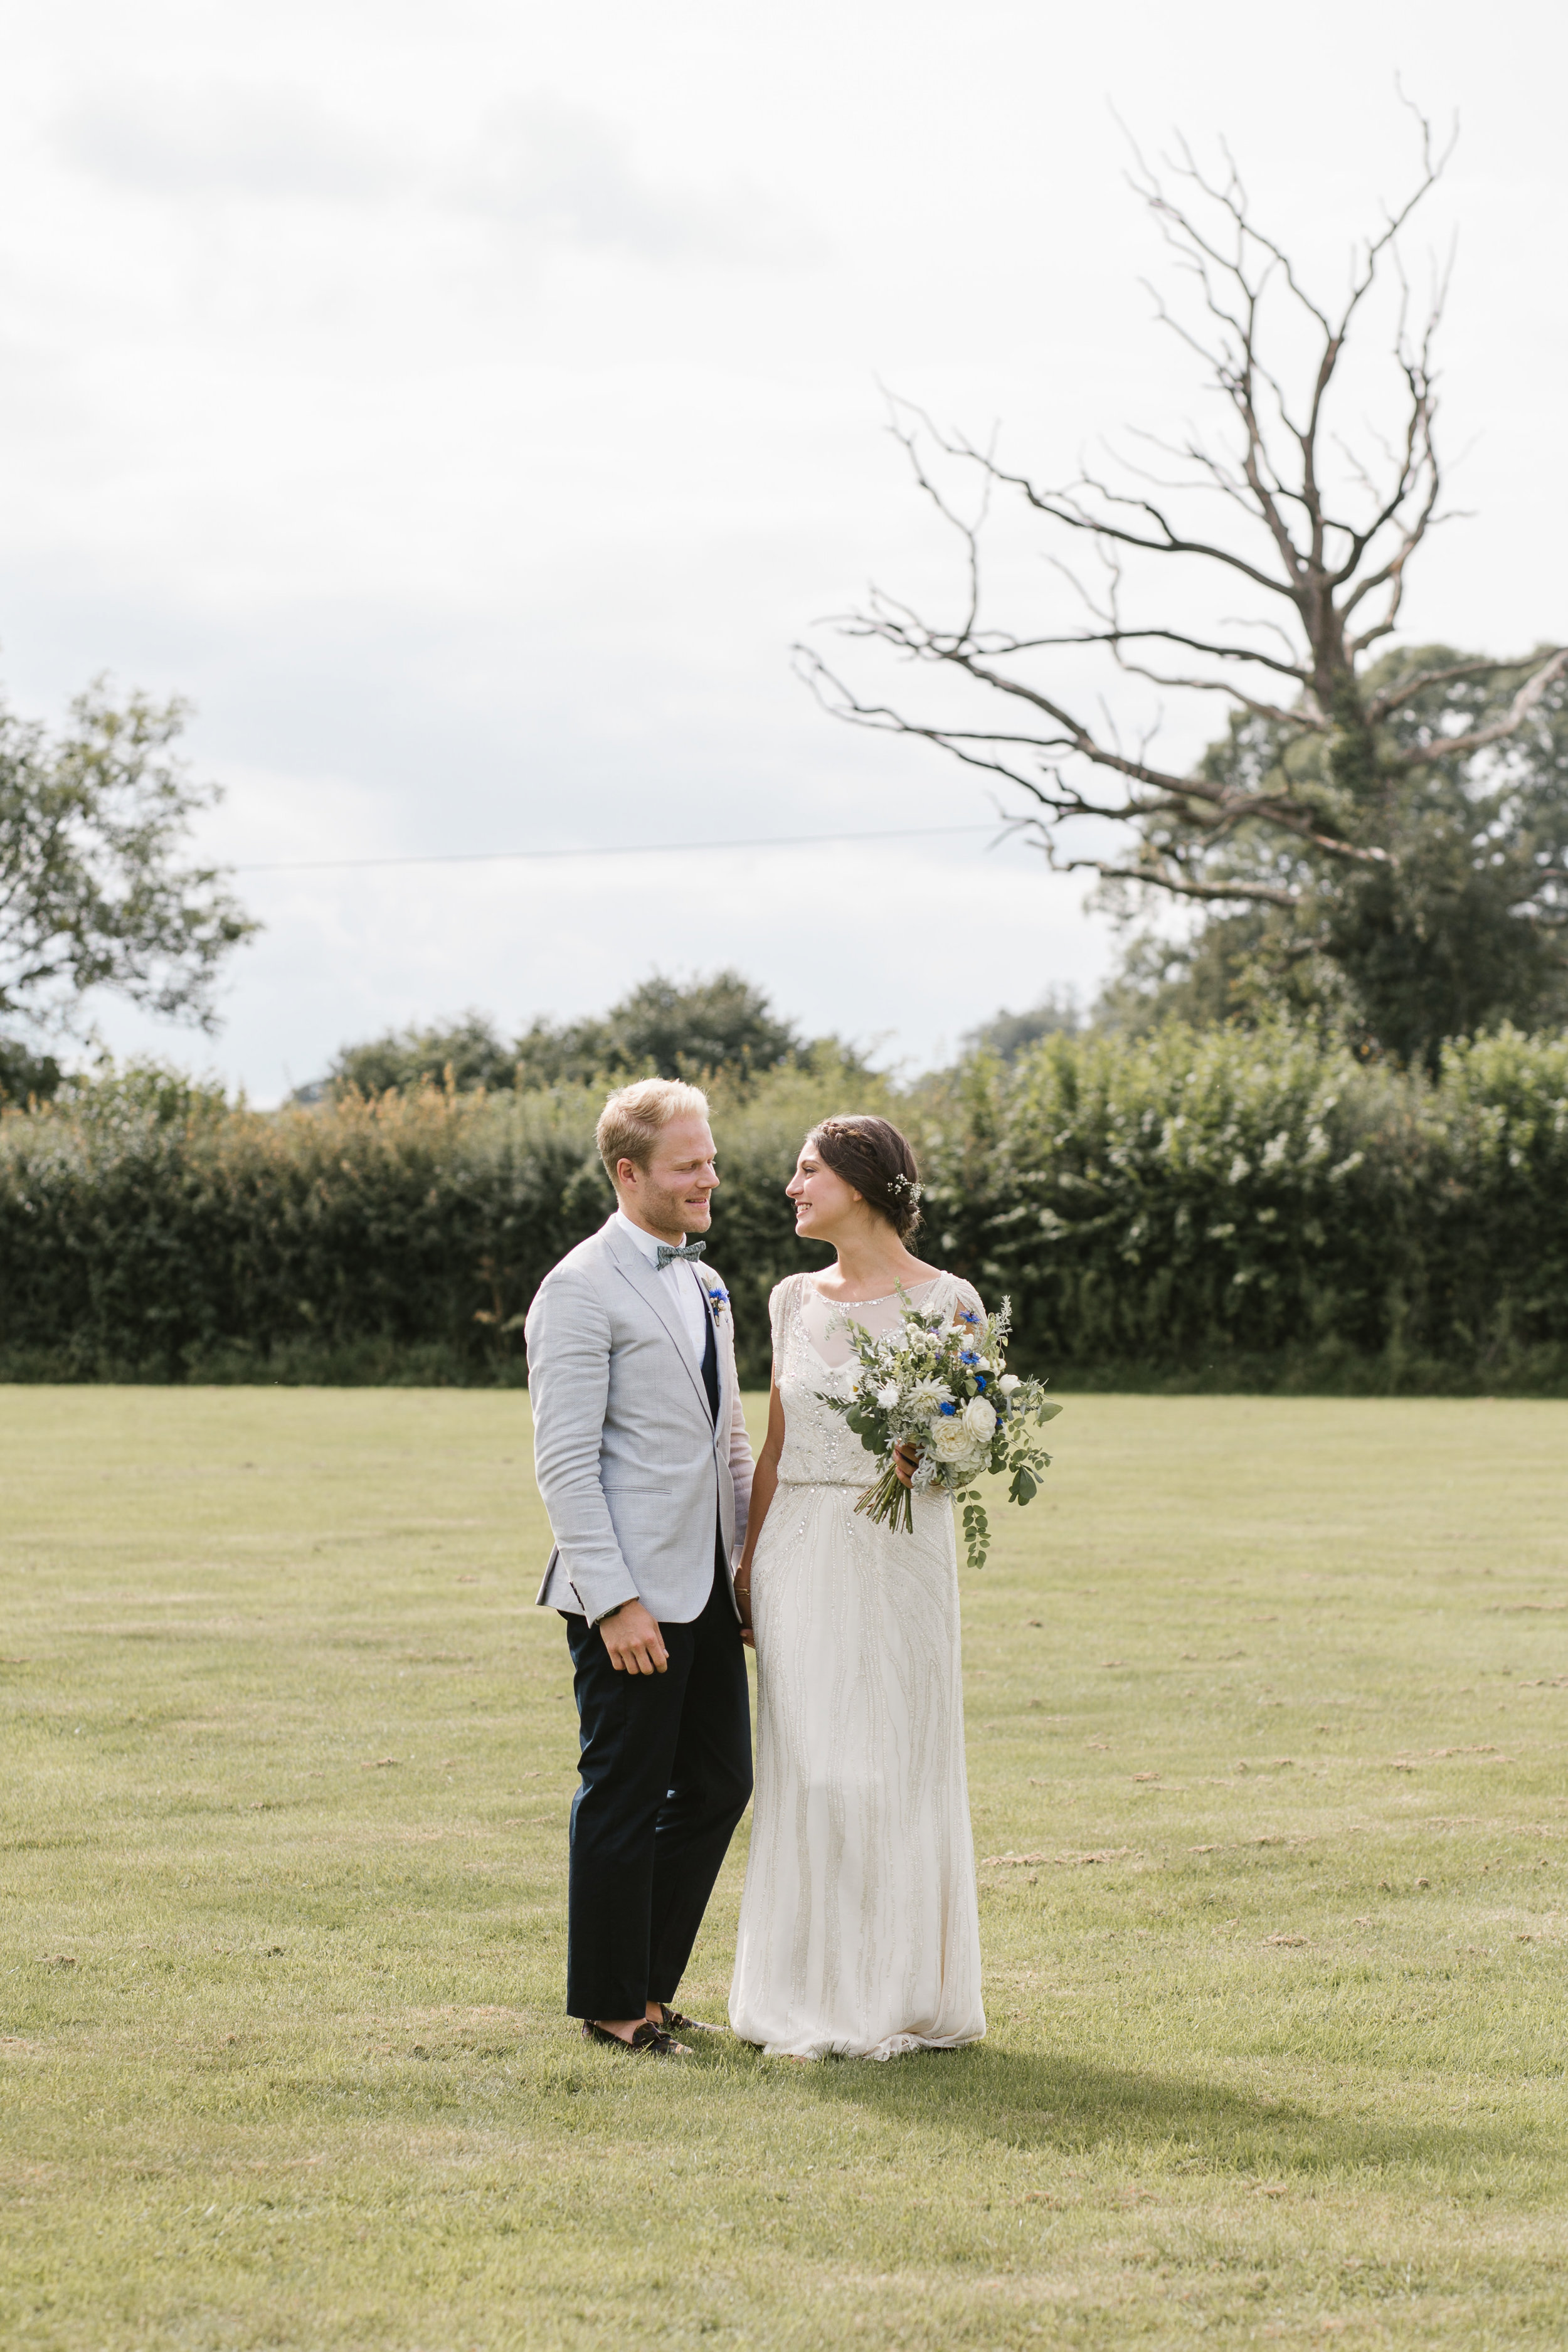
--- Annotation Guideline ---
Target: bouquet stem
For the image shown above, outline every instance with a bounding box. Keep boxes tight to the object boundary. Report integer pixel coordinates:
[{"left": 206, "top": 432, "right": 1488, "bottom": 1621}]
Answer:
[{"left": 854, "top": 1459, "right": 915, "bottom": 1535}]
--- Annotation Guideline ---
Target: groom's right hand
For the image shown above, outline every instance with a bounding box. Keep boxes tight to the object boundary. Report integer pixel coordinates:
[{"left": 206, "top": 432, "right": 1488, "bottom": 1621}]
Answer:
[{"left": 600, "top": 1599, "right": 669, "bottom": 1675}]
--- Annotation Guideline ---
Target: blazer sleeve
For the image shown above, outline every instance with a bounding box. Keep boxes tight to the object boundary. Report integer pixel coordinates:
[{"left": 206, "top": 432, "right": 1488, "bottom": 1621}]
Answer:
[{"left": 524, "top": 1265, "right": 640, "bottom": 1621}]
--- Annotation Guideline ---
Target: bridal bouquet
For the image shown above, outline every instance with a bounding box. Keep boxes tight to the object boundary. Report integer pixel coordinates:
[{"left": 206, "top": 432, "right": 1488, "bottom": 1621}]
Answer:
[{"left": 820, "top": 1291, "right": 1061, "bottom": 1569}]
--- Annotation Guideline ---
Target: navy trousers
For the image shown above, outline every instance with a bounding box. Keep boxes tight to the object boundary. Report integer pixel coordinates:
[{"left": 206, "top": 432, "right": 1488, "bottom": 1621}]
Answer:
[{"left": 564, "top": 1554, "right": 752, "bottom": 2021}]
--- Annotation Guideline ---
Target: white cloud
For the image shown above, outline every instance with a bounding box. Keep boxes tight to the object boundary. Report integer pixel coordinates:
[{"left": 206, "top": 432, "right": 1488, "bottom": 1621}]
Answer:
[
  {"left": 457, "top": 97, "right": 815, "bottom": 266},
  {"left": 57, "top": 83, "right": 404, "bottom": 202}
]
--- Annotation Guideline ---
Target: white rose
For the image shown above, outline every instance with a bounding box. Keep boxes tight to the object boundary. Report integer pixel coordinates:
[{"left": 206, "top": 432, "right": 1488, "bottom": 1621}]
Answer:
[
  {"left": 928, "top": 1416, "right": 987, "bottom": 1467},
  {"left": 876, "top": 1380, "right": 901, "bottom": 1410},
  {"left": 962, "top": 1396, "right": 997, "bottom": 1441},
  {"left": 998, "top": 1374, "right": 1021, "bottom": 1394}
]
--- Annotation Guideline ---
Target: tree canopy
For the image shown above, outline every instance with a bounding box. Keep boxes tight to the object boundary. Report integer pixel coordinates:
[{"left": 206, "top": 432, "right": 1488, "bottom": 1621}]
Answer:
[
  {"left": 1097, "top": 648, "right": 1568, "bottom": 1062},
  {"left": 0, "top": 677, "right": 255, "bottom": 1091},
  {"left": 960, "top": 987, "right": 1081, "bottom": 1063},
  {"left": 324, "top": 969, "right": 843, "bottom": 1098}
]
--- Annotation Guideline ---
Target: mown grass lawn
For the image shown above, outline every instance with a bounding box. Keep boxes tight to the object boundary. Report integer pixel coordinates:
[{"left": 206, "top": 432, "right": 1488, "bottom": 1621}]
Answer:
[{"left": 2, "top": 1385, "right": 1566, "bottom": 2350}]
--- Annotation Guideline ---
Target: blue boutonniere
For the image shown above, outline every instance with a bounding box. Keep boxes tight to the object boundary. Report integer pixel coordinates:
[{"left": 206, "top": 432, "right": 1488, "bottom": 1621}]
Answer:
[{"left": 704, "top": 1280, "right": 731, "bottom": 1322}]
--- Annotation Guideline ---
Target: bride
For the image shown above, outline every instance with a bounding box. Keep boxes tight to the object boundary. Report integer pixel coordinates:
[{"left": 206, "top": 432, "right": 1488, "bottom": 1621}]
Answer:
[{"left": 729, "top": 1115, "right": 986, "bottom": 2060}]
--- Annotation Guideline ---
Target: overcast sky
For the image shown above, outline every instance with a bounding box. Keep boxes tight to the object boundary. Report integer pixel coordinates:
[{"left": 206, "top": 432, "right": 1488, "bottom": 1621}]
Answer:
[{"left": 3, "top": 0, "right": 1564, "bottom": 1098}]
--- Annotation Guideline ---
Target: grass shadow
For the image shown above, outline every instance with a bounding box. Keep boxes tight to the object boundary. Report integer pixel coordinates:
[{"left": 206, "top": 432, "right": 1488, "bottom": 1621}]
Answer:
[{"left": 783, "top": 2041, "right": 1536, "bottom": 2185}]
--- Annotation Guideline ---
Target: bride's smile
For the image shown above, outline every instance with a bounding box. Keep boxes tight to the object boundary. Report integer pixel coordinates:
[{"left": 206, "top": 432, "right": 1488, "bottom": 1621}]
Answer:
[
  {"left": 787, "top": 1145, "right": 856, "bottom": 1242},
  {"left": 786, "top": 1135, "right": 939, "bottom": 1305}
]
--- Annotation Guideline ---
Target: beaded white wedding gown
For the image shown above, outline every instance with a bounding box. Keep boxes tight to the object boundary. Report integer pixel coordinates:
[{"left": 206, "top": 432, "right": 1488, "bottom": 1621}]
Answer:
[{"left": 728, "top": 1271, "right": 987, "bottom": 2060}]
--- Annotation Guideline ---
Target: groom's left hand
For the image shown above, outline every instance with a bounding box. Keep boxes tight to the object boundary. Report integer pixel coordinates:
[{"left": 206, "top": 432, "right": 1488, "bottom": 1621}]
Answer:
[{"left": 599, "top": 1599, "right": 669, "bottom": 1674}]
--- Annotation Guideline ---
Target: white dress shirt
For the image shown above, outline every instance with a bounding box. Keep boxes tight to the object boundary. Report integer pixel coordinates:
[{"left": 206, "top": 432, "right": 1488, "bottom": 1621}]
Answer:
[{"left": 615, "top": 1209, "right": 709, "bottom": 1366}]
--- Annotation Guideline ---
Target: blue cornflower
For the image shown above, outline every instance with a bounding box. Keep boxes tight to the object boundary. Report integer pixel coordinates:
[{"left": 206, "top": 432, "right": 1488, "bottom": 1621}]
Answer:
[
  {"left": 938, "top": 1401, "right": 957, "bottom": 1416},
  {"left": 974, "top": 1374, "right": 987, "bottom": 1391}
]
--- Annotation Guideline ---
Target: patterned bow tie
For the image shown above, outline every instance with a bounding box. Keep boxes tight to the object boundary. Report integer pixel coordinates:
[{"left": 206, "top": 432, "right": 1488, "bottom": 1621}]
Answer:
[{"left": 654, "top": 1238, "right": 707, "bottom": 1270}]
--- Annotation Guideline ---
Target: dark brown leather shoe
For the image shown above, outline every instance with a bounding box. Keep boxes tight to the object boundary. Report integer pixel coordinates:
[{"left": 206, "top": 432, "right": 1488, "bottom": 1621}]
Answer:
[
  {"left": 580, "top": 2018, "right": 690, "bottom": 2055},
  {"left": 656, "top": 2003, "right": 722, "bottom": 2034}
]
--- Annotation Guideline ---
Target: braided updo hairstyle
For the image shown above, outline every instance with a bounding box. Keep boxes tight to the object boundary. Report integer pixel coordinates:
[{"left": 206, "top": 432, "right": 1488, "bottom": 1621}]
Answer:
[{"left": 807, "top": 1115, "right": 923, "bottom": 1243}]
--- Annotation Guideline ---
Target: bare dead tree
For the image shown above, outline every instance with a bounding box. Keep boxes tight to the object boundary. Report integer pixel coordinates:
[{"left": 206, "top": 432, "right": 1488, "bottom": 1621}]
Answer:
[{"left": 798, "top": 107, "right": 1567, "bottom": 928}]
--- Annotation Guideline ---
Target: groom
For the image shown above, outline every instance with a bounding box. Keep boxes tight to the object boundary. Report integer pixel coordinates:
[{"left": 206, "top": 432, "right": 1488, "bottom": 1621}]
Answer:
[{"left": 524, "top": 1078, "right": 754, "bottom": 2055}]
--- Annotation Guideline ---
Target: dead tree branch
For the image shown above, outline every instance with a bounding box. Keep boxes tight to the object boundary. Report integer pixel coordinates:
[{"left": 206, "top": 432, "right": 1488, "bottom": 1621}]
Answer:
[{"left": 805, "top": 106, "right": 1564, "bottom": 923}]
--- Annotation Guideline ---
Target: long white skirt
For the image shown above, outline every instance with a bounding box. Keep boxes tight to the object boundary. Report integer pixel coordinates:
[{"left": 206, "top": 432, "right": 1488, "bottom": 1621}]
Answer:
[{"left": 729, "top": 1478, "right": 986, "bottom": 2060}]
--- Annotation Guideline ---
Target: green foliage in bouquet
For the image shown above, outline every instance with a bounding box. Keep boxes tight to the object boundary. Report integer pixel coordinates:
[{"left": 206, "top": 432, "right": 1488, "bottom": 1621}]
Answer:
[{"left": 820, "top": 1289, "right": 1061, "bottom": 1567}]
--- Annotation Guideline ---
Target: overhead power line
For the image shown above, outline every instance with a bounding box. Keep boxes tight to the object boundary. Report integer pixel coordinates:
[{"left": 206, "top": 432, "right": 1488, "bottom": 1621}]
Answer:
[{"left": 232, "top": 821, "right": 1007, "bottom": 875}]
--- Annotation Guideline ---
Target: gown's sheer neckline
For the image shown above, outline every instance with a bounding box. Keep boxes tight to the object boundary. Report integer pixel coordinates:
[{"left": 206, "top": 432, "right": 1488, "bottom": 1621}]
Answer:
[
  {"left": 803, "top": 1273, "right": 942, "bottom": 1307},
  {"left": 795, "top": 1271, "right": 951, "bottom": 1373}
]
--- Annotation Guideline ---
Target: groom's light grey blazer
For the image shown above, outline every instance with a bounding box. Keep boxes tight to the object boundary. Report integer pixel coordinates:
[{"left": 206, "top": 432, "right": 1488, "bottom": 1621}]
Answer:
[{"left": 524, "top": 1213, "right": 753, "bottom": 1626}]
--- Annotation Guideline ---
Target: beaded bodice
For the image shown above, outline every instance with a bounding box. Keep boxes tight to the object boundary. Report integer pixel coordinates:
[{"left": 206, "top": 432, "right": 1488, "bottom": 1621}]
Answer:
[{"left": 771, "top": 1270, "right": 978, "bottom": 1487}]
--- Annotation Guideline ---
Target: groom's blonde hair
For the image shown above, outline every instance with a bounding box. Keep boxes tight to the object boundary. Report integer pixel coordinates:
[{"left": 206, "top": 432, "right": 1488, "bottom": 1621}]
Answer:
[{"left": 596, "top": 1078, "right": 711, "bottom": 1185}]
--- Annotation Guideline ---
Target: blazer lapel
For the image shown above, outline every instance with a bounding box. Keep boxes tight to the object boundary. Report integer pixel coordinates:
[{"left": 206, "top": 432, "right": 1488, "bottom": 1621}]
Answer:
[{"left": 604, "top": 1217, "right": 712, "bottom": 1423}]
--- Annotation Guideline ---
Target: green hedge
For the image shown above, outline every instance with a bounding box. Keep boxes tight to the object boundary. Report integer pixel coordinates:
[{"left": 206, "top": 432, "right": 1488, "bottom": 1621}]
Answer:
[
  {"left": 920, "top": 1023, "right": 1568, "bottom": 1391},
  {"left": 1, "top": 1027, "right": 1565, "bottom": 1391},
  {"left": 0, "top": 1059, "right": 870, "bottom": 1388}
]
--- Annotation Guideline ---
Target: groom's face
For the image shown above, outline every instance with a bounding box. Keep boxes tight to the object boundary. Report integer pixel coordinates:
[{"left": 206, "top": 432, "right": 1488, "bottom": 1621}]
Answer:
[{"left": 618, "top": 1113, "right": 719, "bottom": 1241}]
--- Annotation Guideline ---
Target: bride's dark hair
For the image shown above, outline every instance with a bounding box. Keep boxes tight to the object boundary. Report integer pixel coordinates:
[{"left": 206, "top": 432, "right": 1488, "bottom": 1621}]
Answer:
[{"left": 806, "top": 1115, "right": 923, "bottom": 1242}]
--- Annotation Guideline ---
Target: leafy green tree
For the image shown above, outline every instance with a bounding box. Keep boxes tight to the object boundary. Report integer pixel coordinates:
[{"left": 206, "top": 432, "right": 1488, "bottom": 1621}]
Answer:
[
  {"left": 1096, "top": 649, "right": 1568, "bottom": 1061},
  {"left": 0, "top": 1037, "right": 63, "bottom": 1108},
  {"left": 327, "top": 1012, "right": 519, "bottom": 1098},
  {"left": 0, "top": 678, "right": 255, "bottom": 1067},
  {"left": 960, "top": 987, "right": 1081, "bottom": 1062},
  {"left": 803, "top": 110, "right": 1566, "bottom": 1062},
  {"left": 593, "top": 968, "right": 802, "bottom": 1079},
  {"left": 327, "top": 970, "right": 826, "bottom": 1098}
]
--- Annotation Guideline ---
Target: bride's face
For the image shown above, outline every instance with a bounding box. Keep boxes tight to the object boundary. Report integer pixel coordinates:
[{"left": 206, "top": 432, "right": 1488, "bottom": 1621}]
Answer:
[{"left": 787, "top": 1144, "right": 863, "bottom": 1242}]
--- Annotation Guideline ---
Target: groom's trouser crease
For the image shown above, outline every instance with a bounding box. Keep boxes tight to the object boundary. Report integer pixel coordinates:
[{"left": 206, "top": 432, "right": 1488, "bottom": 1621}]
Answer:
[{"left": 564, "top": 1555, "right": 751, "bottom": 2021}]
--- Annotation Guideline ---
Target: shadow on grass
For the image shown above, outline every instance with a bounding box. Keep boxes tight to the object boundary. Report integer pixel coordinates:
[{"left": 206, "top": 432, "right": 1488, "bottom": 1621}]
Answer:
[{"left": 777, "top": 2042, "right": 1534, "bottom": 2185}]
